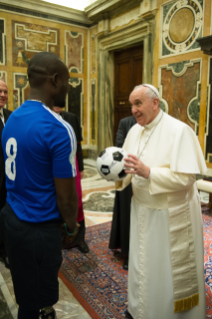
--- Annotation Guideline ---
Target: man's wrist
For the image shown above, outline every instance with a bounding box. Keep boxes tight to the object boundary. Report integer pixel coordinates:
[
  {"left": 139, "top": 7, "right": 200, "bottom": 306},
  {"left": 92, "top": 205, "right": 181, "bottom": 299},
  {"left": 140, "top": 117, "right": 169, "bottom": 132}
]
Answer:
[
  {"left": 65, "top": 224, "right": 76, "bottom": 236},
  {"left": 66, "top": 223, "right": 76, "bottom": 233}
]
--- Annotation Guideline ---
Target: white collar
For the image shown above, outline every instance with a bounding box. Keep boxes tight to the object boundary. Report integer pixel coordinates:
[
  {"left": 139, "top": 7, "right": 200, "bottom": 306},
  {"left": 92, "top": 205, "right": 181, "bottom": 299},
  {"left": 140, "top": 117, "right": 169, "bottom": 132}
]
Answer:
[
  {"left": 0, "top": 108, "right": 4, "bottom": 117},
  {"left": 145, "top": 109, "right": 163, "bottom": 130}
]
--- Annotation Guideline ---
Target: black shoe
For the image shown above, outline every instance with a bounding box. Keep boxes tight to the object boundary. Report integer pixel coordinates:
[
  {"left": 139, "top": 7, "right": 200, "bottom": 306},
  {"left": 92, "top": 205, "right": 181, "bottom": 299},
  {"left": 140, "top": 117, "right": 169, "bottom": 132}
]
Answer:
[
  {"left": 123, "top": 259, "right": 128, "bottom": 270},
  {"left": 78, "top": 241, "right": 89, "bottom": 253},
  {"left": 0, "top": 255, "right": 10, "bottom": 269},
  {"left": 39, "top": 307, "right": 56, "bottom": 319},
  {"left": 125, "top": 310, "right": 133, "bottom": 319}
]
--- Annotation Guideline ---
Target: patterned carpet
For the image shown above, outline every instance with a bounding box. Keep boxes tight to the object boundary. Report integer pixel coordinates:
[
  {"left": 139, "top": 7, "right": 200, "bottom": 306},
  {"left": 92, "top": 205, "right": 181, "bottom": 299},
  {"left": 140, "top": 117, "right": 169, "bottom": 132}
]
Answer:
[
  {"left": 60, "top": 213, "right": 212, "bottom": 319},
  {"left": 203, "top": 209, "right": 212, "bottom": 318},
  {"left": 60, "top": 222, "right": 127, "bottom": 319}
]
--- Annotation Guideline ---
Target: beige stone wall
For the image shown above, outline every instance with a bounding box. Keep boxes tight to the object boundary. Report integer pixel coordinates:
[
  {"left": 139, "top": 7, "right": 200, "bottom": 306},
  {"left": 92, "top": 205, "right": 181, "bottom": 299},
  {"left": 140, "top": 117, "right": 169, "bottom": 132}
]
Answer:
[
  {"left": 153, "top": 0, "right": 212, "bottom": 166},
  {"left": 0, "top": 9, "right": 91, "bottom": 146}
]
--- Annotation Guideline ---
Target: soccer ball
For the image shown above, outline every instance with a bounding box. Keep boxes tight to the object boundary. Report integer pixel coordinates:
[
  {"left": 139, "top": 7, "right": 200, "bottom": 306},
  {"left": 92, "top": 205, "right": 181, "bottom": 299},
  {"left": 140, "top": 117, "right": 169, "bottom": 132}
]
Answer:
[{"left": 96, "top": 146, "right": 128, "bottom": 181}]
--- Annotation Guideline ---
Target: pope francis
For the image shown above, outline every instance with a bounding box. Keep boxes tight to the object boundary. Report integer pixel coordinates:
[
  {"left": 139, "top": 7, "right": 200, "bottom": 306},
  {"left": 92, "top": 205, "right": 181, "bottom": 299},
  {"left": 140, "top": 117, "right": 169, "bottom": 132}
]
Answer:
[{"left": 117, "top": 84, "right": 207, "bottom": 319}]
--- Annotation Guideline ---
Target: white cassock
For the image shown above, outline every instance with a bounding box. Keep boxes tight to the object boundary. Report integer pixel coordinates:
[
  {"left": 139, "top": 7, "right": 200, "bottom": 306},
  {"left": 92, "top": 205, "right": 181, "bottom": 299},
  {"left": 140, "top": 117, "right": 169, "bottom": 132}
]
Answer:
[{"left": 116, "top": 109, "right": 207, "bottom": 319}]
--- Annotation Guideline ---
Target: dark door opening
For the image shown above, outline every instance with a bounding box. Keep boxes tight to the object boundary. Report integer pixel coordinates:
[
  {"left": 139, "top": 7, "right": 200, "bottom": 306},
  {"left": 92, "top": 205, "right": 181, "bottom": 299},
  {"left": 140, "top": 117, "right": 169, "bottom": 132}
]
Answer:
[{"left": 114, "top": 44, "right": 143, "bottom": 144}]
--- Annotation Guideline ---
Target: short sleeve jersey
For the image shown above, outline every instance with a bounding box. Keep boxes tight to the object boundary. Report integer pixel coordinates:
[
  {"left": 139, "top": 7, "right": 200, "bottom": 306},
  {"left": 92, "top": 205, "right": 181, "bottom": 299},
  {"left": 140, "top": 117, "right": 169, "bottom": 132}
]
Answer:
[{"left": 2, "top": 100, "right": 77, "bottom": 222}]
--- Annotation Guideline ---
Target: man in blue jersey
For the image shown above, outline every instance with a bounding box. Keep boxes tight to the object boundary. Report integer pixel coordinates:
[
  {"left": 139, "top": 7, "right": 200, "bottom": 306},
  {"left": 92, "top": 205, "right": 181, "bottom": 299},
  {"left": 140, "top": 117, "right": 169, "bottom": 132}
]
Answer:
[{"left": 0, "top": 52, "right": 78, "bottom": 319}]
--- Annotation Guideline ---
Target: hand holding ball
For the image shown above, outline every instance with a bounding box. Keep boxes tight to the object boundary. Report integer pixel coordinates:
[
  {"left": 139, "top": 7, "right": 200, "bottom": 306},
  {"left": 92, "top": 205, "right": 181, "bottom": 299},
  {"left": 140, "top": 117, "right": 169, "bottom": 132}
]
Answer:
[{"left": 96, "top": 147, "right": 128, "bottom": 181}]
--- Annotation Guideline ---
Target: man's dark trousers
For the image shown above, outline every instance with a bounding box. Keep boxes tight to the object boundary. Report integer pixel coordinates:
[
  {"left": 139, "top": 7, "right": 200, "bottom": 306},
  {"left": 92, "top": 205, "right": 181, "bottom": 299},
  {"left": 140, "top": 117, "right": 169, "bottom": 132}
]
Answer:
[{"left": 0, "top": 108, "right": 11, "bottom": 259}]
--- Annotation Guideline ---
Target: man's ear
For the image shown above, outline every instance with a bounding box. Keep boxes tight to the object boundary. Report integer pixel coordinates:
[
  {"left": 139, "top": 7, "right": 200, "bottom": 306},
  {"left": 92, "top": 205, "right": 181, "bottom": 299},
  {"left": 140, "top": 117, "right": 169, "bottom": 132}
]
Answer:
[
  {"left": 152, "top": 98, "right": 159, "bottom": 110},
  {"left": 52, "top": 73, "right": 58, "bottom": 87}
]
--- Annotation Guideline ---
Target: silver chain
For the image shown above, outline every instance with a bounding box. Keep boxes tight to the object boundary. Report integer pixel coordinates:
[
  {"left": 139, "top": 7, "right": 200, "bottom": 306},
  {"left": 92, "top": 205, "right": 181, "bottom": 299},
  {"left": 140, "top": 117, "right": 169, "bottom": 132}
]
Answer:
[{"left": 137, "top": 111, "right": 164, "bottom": 158}]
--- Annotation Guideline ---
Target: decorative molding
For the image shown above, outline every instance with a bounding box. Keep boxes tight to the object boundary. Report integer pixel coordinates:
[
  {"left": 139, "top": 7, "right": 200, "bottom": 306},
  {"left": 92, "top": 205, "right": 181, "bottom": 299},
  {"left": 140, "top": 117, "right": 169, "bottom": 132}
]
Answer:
[
  {"left": 0, "top": 19, "right": 6, "bottom": 66},
  {"left": 0, "top": 71, "right": 6, "bottom": 83},
  {"left": 140, "top": 0, "right": 151, "bottom": 14},
  {"left": 0, "top": 0, "right": 91, "bottom": 26},
  {"left": 13, "top": 73, "right": 29, "bottom": 109},
  {"left": 139, "top": 0, "right": 158, "bottom": 20},
  {"left": 196, "top": 35, "right": 212, "bottom": 55},
  {"left": 12, "top": 21, "right": 60, "bottom": 67},
  {"left": 91, "top": 35, "right": 97, "bottom": 74},
  {"left": 99, "top": 20, "right": 151, "bottom": 51},
  {"left": 91, "top": 79, "right": 96, "bottom": 143},
  {"left": 160, "top": 0, "right": 204, "bottom": 58},
  {"left": 110, "top": 7, "right": 140, "bottom": 30},
  {"left": 15, "top": 23, "right": 57, "bottom": 53},
  {"left": 86, "top": 0, "right": 120, "bottom": 19},
  {"left": 139, "top": 8, "right": 158, "bottom": 21},
  {"left": 0, "top": 71, "right": 7, "bottom": 108},
  {"left": 161, "top": 60, "right": 196, "bottom": 77},
  {"left": 98, "top": 19, "right": 110, "bottom": 35},
  {"left": 65, "top": 31, "right": 84, "bottom": 74},
  {"left": 85, "top": 0, "right": 141, "bottom": 22}
]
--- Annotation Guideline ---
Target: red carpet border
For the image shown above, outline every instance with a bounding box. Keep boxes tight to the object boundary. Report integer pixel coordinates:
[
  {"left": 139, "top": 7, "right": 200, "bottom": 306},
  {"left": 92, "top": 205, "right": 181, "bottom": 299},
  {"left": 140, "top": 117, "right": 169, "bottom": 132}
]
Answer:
[{"left": 60, "top": 214, "right": 212, "bottom": 318}]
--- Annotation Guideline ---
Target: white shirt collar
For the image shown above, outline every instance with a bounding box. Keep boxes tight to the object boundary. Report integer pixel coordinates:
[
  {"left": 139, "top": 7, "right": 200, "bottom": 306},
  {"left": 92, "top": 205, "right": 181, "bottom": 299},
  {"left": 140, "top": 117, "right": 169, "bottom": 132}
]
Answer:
[{"left": 0, "top": 108, "right": 3, "bottom": 117}]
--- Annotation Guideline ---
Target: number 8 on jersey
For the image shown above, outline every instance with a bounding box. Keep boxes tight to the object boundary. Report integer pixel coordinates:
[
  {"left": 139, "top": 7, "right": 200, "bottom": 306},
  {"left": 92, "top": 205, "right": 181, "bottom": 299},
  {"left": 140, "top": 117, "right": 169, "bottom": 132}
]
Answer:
[{"left": 5, "top": 138, "right": 17, "bottom": 181}]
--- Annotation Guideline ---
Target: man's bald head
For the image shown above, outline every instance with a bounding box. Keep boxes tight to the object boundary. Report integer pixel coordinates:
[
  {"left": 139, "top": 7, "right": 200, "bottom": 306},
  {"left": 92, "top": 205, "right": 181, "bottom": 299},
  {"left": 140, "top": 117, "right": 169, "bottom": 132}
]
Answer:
[
  {"left": 0, "top": 80, "right": 8, "bottom": 109},
  {"left": 27, "top": 52, "right": 70, "bottom": 108},
  {"left": 27, "top": 52, "right": 68, "bottom": 88},
  {"left": 133, "top": 84, "right": 160, "bottom": 101}
]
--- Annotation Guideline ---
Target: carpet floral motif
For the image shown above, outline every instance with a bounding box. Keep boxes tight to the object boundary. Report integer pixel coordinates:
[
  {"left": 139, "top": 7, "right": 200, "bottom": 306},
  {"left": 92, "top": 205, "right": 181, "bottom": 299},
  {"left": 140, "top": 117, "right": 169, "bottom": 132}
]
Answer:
[
  {"left": 61, "top": 222, "right": 127, "bottom": 319},
  {"left": 60, "top": 215, "right": 212, "bottom": 318}
]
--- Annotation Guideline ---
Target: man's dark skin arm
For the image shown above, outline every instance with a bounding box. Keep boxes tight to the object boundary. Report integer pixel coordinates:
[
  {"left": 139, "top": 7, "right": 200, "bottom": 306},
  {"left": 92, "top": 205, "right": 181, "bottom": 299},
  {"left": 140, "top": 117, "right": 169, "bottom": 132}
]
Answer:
[{"left": 54, "top": 177, "right": 78, "bottom": 233}]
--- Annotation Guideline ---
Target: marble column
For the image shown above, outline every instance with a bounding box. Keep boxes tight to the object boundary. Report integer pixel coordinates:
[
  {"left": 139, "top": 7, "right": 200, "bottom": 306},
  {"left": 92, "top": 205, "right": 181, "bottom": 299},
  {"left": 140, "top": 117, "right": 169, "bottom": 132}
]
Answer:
[{"left": 98, "top": 49, "right": 114, "bottom": 153}]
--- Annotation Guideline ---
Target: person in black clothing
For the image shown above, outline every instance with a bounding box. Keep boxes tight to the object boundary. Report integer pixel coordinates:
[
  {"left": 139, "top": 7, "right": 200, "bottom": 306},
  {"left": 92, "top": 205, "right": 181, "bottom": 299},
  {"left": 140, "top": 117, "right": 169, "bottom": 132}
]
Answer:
[
  {"left": 53, "top": 107, "right": 89, "bottom": 253},
  {"left": 0, "top": 80, "right": 11, "bottom": 269},
  {"left": 109, "top": 115, "right": 136, "bottom": 270}
]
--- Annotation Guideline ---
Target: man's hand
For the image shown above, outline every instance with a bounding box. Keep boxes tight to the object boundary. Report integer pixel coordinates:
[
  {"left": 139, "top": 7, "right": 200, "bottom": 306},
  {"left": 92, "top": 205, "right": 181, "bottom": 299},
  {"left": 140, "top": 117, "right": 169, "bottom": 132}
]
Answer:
[
  {"left": 62, "top": 222, "right": 80, "bottom": 249},
  {"left": 80, "top": 171, "right": 84, "bottom": 179},
  {"left": 124, "top": 154, "right": 150, "bottom": 179}
]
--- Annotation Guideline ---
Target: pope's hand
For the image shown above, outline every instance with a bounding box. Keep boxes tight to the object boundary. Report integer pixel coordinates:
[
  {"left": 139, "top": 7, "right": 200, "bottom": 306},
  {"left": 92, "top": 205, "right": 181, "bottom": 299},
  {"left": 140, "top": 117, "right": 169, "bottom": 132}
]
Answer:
[{"left": 124, "top": 154, "right": 150, "bottom": 179}]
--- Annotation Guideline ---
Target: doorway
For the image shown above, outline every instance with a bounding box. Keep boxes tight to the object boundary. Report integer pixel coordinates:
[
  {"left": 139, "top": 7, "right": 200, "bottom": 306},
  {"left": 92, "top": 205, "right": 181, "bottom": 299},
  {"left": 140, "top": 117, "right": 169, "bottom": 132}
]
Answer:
[{"left": 114, "top": 44, "right": 143, "bottom": 144}]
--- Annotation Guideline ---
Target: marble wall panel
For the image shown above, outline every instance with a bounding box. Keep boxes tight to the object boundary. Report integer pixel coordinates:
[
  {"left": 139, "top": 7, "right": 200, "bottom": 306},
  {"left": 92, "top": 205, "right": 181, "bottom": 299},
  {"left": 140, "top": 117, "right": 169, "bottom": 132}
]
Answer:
[
  {"left": 0, "top": 72, "right": 7, "bottom": 84},
  {"left": 65, "top": 31, "right": 84, "bottom": 73},
  {"left": 68, "top": 77, "right": 84, "bottom": 135},
  {"left": 91, "top": 79, "right": 96, "bottom": 142},
  {"left": 89, "top": 25, "right": 98, "bottom": 150},
  {"left": 13, "top": 73, "right": 30, "bottom": 109},
  {"left": 12, "top": 21, "right": 60, "bottom": 67},
  {"left": 0, "top": 8, "right": 90, "bottom": 148},
  {"left": 159, "top": 60, "right": 201, "bottom": 134},
  {"left": 0, "top": 72, "right": 7, "bottom": 108},
  {"left": 0, "top": 19, "right": 6, "bottom": 65},
  {"left": 91, "top": 35, "right": 97, "bottom": 74},
  {"left": 160, "top": 0, "right": 203, "bottom": 58}
]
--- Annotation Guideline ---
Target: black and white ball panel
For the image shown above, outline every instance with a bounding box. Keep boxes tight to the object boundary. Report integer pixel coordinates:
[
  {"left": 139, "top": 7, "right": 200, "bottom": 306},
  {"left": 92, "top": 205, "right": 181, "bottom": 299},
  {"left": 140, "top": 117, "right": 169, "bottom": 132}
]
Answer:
[{"left": 96, "top": 146, "right": 128, "bottom": 182}]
